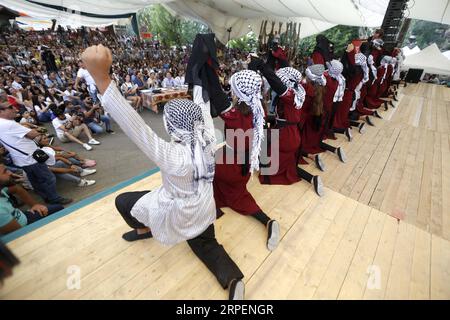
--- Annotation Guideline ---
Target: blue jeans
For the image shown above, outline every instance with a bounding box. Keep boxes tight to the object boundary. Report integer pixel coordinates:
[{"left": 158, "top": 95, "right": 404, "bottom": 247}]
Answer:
[
  {"left": 53, "top": 160, "right": 81, "bottom": 185},
  {"left": 89, "top": 87, "right": 99, "bottom": 104},
  {"left": 24, "top": 204, "right": 64, "bottom": 224},
  {"left": 88, "top": 115, "right": 111, "bottom": 133},
  {"left": 22, "top": 162, "right": 62, "bottom": 203},
  {"left": 38, "top": 112, "right": 53, "bottom": 123}
]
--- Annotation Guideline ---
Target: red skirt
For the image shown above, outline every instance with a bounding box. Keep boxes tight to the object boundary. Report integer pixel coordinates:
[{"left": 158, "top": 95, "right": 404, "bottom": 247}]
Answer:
[
  {"left": 259, "top": 126, "right": 302, "bottom": 185},
  {"left": 333, "top": 90, "right": 353, "bottom": 129},
  {"left": 214, "top": 162, "right": 261, "bottom": 216}
]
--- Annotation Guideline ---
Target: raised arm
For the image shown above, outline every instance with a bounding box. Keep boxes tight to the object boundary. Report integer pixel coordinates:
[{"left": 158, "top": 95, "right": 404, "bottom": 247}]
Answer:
[{"left": 82, "top": 45, "right": 189, "bottom": 174}]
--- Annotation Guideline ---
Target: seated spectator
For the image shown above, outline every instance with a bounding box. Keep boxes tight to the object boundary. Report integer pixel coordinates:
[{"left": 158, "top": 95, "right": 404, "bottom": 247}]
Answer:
[
  {"left": 35, "top": 135, "right": 96, "bottom": 169},
  {"left": 44, "top": 71, "right": 63, "bottom": 88},
  {"left": 19, "top": 110, "right": 47, "bottom": 134},
  {"left": 0, "top": 163, "right": 64, "bottom": 235},
  {"left": 132, "top": 72, "right": 146, "bottom": 90},
  {"left": 32, "top": 95, "right": 54, "bottom": 122},
  {"left": 146, "top": 71, "right": 159, "bottom": 89},
  {"left": 0, "top": 102, "right": 72, "bottom": 205},
  {"left": 51, "top": 108, "right": 100, "bottom": 151},
  {"left": 80, "top": 101, "right": 114, "bottom": 134},
  {"left": 120, "top": 74, "right": 142, "bottom": 111},
  {"left": 48, "top": 157, "right": 96, "bottom": 188},
  {"left": 162, "top": 72, "right": 176, "bottom": 88},
  {"left": 174, "top": 69, "right": 185, "bottom": 87},
  {"left": 63, "top": 82, "right": 82, "bottom": 105}
]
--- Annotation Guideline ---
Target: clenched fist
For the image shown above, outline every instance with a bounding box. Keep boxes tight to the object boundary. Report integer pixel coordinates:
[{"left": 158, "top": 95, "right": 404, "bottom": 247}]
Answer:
[{"left": 81, "top": 44, "right": 113, "bottom": 94}]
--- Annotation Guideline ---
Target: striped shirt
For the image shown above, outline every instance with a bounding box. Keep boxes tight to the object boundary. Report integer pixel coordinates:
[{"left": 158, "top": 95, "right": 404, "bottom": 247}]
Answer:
[{"left": 101, "top": 82, "right": 216, "bottom": 245}]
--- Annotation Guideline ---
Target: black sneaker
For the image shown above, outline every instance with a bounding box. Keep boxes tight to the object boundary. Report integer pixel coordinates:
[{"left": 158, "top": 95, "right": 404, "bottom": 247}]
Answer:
[
  {"left": 374, "top": 111, "right": 383, "bottom": 119},
  {"left": 266, "top": 220, "right": 280, "bottom": 251},
  {"left": 216, "top": 208, "right": 225, "bottom": 219},
  {"left": 337, "top": 147, "right": 347, "bottom": 163},
  {"left": 366, "top": 116, "right": 375, "bottom": 126},
  {"left": 106, "top": 129, "right": 115, "bottom": 134},
  {"left": 312, "top": 176, "right": 324, "bottom": 197},
  {"left": 345, "top": 128, "right": 353, "bottom": 142},
  {"left": 122, "top": 230, "right": 153, "bottom": 242},
  {"left": 359, "top": 122, "right": 366, "bottom": 134},
  {"left": 229, "top": 279, "right": 245, "bottom": 300},
  {"left": 315, "top": 154, "right": 325, "bottom": 172}
]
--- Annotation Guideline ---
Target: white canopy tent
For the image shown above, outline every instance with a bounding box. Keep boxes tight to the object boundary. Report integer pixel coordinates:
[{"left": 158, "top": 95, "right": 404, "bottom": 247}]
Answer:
[
  {"left": 0, "top": 0, "right": 449, "bottom": 42},
  {"left": 403, "top": 43, "right": 450, "bottom": 76},
  {"left": 402, "top": 45, "right": 421, "bottom": 56},
  {"left": 443, "top": 50, "right": 450, "bottom": 59}
]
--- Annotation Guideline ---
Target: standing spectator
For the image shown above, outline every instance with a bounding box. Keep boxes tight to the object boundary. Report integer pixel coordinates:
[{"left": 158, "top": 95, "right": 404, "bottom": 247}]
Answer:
[
  {"left": 75, "top": 61, "right": 98, "bottom": 103},
  {"left": 0, "top": 102, "right": 72, "bottom": 205}
]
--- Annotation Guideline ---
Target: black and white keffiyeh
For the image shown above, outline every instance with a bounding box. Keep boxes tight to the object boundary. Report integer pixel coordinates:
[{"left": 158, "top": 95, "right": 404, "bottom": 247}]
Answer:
[
  {"left": 372, "top": 38, "right": 384, "bottom": 50},
  {"left": 367, "top": 54, "right": 378, "bottom": 84},
  {"left": 380, "top": 56, "right": 392, "bottom": 84},
  {"left": 163, "top": 99, "right": 216, "bottom": 184},
  {"left": 230, "top": 70, "right": 265, "bottom": 174},
  {"left": 355, "top": 53, "right": 369, "bottom": 83},
  {"left": 275, "top": 67, "right": 306, "bottom": 108},
  {"left": 306, "top": 64, "right": 327, "bottom": 86},
  {"left": 326, "top": 59, "right": 346, "bottom": 102}
]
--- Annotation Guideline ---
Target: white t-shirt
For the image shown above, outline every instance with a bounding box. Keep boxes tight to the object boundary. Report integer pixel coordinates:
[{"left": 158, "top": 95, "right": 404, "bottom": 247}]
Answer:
[
  {"left": 63, "top": 89, "right": 78, "bottom": 102},
  {"left": 77, "top": 68, "right": 96, "bottom": 91},
  {"left": 52, "top": 115, "right": 71, "bottom": 137},
  {"left": 0, "top": 118, "right": 37, "bottom": 167}
]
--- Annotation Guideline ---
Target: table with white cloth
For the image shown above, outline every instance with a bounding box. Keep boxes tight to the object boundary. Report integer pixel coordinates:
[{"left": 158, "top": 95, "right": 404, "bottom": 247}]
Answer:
[{"left": 141, "top": 87, "right": 190, "bottom": 113}]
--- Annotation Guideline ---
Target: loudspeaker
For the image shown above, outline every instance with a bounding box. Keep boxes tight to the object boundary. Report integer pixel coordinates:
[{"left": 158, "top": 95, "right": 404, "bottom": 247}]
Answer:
[{"left": 405, "top": 69, "right": 424, "bottom": 83}]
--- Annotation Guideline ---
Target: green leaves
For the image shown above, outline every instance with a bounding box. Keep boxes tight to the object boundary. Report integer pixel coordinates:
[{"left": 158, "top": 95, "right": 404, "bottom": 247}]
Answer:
[{"left": 137, "top": 5, "right": 208, "bottom": 47}]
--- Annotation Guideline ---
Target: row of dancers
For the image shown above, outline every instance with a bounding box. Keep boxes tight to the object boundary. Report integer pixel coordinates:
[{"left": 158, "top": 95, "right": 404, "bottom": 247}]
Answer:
[{"left": 79, "top": 33, "right": 400, "bottom": 300}]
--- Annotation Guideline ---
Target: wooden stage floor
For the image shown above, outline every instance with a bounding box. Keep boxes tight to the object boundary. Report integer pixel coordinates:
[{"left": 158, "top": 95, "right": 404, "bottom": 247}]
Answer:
[{"left": 1, "top": 83, "right": 450, "bottom": 300}]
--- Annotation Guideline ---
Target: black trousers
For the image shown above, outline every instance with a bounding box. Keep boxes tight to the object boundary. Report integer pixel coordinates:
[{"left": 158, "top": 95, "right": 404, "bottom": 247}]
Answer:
[{"left": 115, "top": 191, "right": 244, "bottom": 289}]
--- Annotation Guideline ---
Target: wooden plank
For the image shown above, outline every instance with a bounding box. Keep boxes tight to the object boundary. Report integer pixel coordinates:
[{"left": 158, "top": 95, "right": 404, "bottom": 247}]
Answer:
[
  {"left": 430, "top": 235, "right": 450, "bottom": 299},
  {"left": 313, "top": 203, "right": 371, "bottom": 299},
  {"left": 409, "top": 227, "right": 431, "bottom": 299},
  {"left": 338, "top": 209, "right": 386, "bottom": 299},
  {"left": 384, "top": 222, "right": 416, "bottom": 299},
  {"left": 362, "top": 216, "right": 399, "bottom": 299}
]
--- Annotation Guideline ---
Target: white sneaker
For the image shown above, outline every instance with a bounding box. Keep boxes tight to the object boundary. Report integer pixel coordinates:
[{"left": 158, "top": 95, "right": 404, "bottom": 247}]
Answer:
[
  {"left": 78, "top": 179, "right": 96, "bottom": 187},
  {"left": 83, "top": 143, "right": 93, "bottom": 151},
  {"left": 88, "top": 139, "right": 101, "bottom": 145},
  {"left": 80, "top": 168, "right": 97, "bottom": 177}
]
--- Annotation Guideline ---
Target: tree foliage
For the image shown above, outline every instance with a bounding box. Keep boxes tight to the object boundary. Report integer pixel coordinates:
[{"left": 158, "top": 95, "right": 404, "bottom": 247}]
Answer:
[
  {"left": 137, "top": 5, "right": 208, "bottom": 47},
  {"left": 297, "top": 25, "right": 361, "bottom": 58},
  {"left": 403, "top": 19, "right": 450, "bottom": 50},
  {"left": 227, "top": 31, "right": 258, "bottom": 52}
]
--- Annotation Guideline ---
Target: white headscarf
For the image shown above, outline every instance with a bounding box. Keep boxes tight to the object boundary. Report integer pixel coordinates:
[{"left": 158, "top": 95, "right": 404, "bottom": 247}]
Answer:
[
  {"left": 367, "top": 55, "right": 378, "bottom": 84},
  {"left": 230, "top": 70, "right": 264, "bottom": 174},
  {"left": 326, "top": 60, "right": 346, "bottom": 102},
  {"left": 380, "top": 56, "right": 392, "bottom": 84},
  {"left": 306, "top": 64, "right": 327, "bottom": 86},
  {"left": 276, "top": 67, "right": 306, "bottom": 108},
  {"left": 163, "top": 99, "right": 216, "bottom": 186},
  {"left": 355, "top": 53, "right": 369, "bottom": 83}
]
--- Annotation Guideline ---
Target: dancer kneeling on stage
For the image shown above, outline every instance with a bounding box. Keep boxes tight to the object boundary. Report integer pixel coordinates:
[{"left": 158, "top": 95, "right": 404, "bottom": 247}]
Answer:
[
  {"left": 81, "top": 44, "right": 245, "bottom": 300},
  {"left": 248, "top": 58, "right": 323, "bottom": 196},
  {"left": 214, "top": 70, "right": 280, "bottom": 251},
  {"left": 298, "top": 64, "right": 347, "bottom": 172}
]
